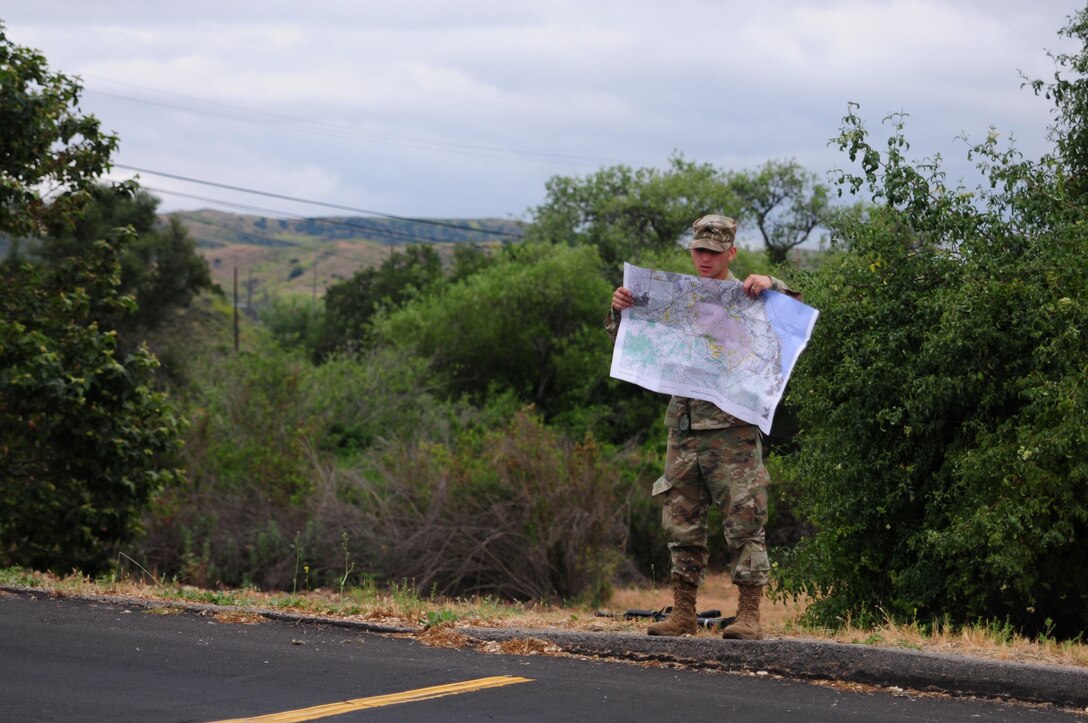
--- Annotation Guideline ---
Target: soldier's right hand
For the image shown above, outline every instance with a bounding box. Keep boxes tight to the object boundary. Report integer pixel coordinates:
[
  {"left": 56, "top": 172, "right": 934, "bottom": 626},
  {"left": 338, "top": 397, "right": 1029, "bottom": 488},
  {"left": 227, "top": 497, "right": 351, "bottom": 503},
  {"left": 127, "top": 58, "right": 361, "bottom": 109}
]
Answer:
[{"left": 611, "top": 286, "right": 634, "bottom": 311}]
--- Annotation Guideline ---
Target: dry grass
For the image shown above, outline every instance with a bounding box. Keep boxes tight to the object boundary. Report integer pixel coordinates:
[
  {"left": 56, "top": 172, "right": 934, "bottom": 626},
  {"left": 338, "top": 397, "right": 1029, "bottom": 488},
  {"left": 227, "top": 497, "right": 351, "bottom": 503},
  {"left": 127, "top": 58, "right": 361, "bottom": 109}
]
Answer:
[{"left": 3, "top": 568, "right": 1085, "bottom": 670}]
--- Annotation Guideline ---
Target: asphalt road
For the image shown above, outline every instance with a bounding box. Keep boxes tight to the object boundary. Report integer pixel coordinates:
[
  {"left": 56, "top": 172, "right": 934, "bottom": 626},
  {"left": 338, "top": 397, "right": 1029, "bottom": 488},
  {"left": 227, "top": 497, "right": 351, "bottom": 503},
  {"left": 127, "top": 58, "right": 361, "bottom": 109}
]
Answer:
[{"left": 1, "top": 590, "right": 1082, "bottom": 722}]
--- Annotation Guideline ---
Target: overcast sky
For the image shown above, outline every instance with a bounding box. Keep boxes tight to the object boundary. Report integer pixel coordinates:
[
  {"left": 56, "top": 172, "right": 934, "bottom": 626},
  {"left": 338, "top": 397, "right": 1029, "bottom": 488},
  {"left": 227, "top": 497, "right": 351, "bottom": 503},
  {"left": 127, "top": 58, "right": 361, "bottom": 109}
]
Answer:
[{"left": 2, "top": 1, "right": 1083, "bottom": 223}]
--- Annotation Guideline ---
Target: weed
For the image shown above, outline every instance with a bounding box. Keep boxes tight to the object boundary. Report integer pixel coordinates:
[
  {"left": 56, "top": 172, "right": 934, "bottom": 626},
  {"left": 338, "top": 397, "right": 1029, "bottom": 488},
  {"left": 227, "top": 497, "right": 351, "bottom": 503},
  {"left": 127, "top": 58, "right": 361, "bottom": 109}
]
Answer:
[
  {"left": 112, "top": 552, "right": 160, "bottom": 587},
  {"left": 292, "top": 530, "right": 302, "bottom": 594},
  {"left": 0, "top": 567, "right": 42, "bottom": 587},
  {"left": 271, "top": 595, "right": 306, "bottom": 609},
  {"left": 1038, "top": 617, "right": 1057, "bottom": 645},
  {"left": 424, "top": 609, "right": 460, "bottom": 628},
  {"left": 4, "top": 565, "right": 1087, "bottom": 670},
  {"left": 337, "top": 533, "right": 354, "bottom": 603},
  {"left": 984, "top": 617, "right": 1017, "bottom": 646},
  {"left": 175, "top": 588, "right": 241, "bottom": 606}
]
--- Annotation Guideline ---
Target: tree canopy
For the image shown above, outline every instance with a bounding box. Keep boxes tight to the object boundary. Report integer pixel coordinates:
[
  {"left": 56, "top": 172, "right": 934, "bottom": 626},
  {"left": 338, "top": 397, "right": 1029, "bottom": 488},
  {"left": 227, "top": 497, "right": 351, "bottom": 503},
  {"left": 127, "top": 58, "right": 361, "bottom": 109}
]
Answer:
[
  {"left": 729, "top": 159, "right": 831, "bottom": 265},
  {"left": 375, "top": 243, "right": 612, "bottom": 414},
  {"left": 0, "top": 22, "right": 116, "bottom": 240},
  {"left": 35, "top": 184, "right": 215, "bottom": 349},
  {"left": 525, "top": 154, "right": 832, "bottom": 272}
]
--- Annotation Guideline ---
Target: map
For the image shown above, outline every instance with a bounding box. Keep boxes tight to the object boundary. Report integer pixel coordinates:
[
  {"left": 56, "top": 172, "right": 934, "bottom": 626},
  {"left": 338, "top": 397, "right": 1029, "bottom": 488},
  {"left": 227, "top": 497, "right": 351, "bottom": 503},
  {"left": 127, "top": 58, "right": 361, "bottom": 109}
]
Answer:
[{"left": 610, "top": 263, "right": 819, "bottom": 435}]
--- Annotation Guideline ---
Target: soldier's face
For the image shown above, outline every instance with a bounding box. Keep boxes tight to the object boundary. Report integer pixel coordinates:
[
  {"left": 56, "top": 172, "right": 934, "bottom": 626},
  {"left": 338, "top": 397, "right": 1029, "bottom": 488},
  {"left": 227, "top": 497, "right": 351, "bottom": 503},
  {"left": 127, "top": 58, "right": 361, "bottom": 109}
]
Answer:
[{"left": 690, "top": 246, "right": 735, "bottom": 280}]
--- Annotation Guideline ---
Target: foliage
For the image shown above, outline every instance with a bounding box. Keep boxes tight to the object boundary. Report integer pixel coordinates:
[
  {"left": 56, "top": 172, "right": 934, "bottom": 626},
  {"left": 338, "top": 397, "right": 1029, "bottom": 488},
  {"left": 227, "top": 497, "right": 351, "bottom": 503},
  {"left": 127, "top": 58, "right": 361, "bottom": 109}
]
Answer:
[
  {"left": 0, "top": 28, "right": 184, "bottom": 574},
  {"left": 266, "top": 244, "right": 498, "bottom": 363},
  {"left": 140, "top": 339, "right": 480, "bottom": 588},
  {"left": 0, "top": 233, "right": 183, "bottom": 574},
  {"left": 525, "top": 154, "right": 730, "bottom": 276},
  {"left": 260, "top": 297, "right": 329, "bottom": 359},
  {"left": 778, "top": 32, "right": 1088, "bottom": 638},
  {"left": 36, "top": 184, "right": 215, "bottom": 351},
  {"left": 0, "top": 23, "right": 117, "bottom": 240},
  {"left": 448, "top": 243, "right": 496, "bottom": 284},
  {"left": 143, "top": 342, "right": 339, "bottom": 588},
  {"left": 318, "top": 245, "right": 444, "bottom": 356},
  {"left": 139, "top": 345, "right": 639, "bottom": 599},
  {"left": 1032, "top": 8, "right": 1088, "bottom": 196},
  {"left": 728, "top": 159, "right": 831, "bottom": 265},
  {"left": 374, "top": 243, "right": 612, "bottom": 417},
  {"left": 526, "top": 153, "right": 832, "bottom": 273}
]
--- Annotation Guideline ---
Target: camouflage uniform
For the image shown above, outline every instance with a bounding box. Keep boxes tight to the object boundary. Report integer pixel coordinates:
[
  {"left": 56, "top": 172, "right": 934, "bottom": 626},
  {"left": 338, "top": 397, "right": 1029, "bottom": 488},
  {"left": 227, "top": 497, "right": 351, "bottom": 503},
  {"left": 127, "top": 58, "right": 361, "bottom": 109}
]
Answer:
[{"left": 606, "top": 269, "right": 794, "bottom": 589}]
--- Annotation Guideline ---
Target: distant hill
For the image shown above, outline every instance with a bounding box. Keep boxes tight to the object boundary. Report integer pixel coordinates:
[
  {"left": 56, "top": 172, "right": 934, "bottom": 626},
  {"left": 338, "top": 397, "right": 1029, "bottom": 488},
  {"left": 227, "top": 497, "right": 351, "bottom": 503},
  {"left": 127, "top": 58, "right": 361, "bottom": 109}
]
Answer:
[{"left": 167, "top": 209, "right": 525, "bottom": 306}]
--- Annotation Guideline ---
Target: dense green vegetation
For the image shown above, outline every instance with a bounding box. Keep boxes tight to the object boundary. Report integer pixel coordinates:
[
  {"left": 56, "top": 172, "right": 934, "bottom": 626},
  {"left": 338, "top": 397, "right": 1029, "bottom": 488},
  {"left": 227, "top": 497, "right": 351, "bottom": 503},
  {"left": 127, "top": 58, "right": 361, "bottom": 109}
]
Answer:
[
  {"left": 3, "top": 10, "right": 1087, "bottom": 638},
  {"left": 776, "top": 14, "right": 1088, "bottom": 637},
  {"left": 0, "top": 24, "right": 185, "bottom": 572},
  {"left": 35, "top": 184, "right": 216, "bottom": 357}
]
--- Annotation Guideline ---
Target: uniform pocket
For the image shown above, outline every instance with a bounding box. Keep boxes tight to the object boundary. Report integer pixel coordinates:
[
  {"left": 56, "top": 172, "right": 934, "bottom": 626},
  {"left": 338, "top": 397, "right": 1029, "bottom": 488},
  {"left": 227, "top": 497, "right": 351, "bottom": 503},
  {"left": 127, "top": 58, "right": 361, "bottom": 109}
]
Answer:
[{"left": 651, "top": 475, "right": 674, "bottom": 496}]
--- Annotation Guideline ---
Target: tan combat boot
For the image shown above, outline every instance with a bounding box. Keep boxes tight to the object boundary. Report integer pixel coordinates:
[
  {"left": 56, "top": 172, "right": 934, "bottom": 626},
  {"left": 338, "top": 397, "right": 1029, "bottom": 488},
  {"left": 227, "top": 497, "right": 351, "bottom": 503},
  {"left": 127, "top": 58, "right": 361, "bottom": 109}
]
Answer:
[
  {"left": 721, "top": 583, "right": 763, "bottom": 640},
  {"left": 647, "top": 581, "right": 698, "bottom": 636}
]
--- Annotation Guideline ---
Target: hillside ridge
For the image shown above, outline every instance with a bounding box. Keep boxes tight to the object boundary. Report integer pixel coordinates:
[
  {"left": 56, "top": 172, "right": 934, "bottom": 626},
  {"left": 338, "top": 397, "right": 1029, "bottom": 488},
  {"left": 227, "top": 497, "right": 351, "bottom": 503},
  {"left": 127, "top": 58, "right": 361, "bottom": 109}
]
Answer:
[{"left": 166, "top": 209, "right": 523, "bottom": 303}]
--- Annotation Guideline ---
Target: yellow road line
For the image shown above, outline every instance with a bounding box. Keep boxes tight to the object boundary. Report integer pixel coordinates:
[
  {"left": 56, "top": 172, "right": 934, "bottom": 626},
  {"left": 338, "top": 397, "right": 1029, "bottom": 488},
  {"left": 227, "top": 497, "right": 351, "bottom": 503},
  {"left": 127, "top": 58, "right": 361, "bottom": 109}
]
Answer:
[{"left": 208, "top": 675, "right": 533, "bottom": 723}]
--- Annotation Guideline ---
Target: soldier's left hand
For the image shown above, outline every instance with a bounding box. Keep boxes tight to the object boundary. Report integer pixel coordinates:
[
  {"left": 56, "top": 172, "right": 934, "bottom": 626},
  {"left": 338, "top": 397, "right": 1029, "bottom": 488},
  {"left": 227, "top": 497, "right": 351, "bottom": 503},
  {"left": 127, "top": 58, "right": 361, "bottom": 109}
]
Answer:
[{"left": 742, "top": 274, "right": 773, "bottom": 299}]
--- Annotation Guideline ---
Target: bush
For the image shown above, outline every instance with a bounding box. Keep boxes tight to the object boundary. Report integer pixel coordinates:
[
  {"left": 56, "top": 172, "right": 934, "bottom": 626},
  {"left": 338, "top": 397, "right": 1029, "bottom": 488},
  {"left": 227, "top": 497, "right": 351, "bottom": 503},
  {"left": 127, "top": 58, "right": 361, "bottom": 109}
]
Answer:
[
  {"left": 0, "top": 238, "right": 183, "bottom": 574},
  {"left": 140, "top": 342, "right": 396, "bottom": 588},
  {"left": 776, "top": 99, "right": 1088, "bottom": 637},
  {"left": 335, "top": 409, "right": 627, "bottom": 602}
]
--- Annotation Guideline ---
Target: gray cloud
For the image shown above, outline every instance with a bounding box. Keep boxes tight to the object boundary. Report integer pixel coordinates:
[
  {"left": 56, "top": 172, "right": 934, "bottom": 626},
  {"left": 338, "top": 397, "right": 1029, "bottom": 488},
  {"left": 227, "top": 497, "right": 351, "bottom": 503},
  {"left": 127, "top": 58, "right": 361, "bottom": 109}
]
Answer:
[{"left": 2, "top": 0, "right": 1081, "bottom": 218}]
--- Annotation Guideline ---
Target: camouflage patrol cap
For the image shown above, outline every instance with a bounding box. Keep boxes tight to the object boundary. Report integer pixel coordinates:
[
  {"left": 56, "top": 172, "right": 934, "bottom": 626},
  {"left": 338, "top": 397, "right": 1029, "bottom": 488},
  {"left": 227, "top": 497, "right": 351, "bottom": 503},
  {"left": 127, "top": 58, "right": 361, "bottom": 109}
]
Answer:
[{"left": 690, "top": 214, "right": 737, "bottom": 252}]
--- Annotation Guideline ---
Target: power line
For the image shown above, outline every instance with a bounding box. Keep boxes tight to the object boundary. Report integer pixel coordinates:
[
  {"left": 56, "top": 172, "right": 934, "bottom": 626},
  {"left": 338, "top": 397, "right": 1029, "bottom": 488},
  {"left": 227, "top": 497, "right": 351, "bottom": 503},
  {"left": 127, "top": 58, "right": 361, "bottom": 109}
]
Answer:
[
  {"left": 115, "top": 163, "right": 525, "bottom": 240},
  {"left": 83, "top": 81, "right": 620, "bottom": 165}
]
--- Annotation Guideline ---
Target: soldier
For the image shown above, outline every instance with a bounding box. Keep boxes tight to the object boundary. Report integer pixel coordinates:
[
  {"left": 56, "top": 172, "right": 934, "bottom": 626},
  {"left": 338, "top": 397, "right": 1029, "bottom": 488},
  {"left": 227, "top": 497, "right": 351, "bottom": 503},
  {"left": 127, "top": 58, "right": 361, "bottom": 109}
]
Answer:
[{"left": 606, "top": 214, "right": 798, "bottom": 640}]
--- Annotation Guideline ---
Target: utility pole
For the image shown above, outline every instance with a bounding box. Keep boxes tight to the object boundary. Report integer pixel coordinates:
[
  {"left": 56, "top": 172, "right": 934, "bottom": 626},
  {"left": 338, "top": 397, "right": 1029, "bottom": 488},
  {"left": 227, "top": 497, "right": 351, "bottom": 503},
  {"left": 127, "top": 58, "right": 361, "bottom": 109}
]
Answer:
[{"left": 233, "top": 266, "right": 239, "bottom": 353}]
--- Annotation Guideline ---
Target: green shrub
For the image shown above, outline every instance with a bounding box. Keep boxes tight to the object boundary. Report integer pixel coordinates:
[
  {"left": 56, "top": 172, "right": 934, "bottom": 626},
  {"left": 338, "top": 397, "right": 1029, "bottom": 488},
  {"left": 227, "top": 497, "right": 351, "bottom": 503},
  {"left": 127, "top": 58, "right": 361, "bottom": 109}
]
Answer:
[
  {"left": 1, "top": 239, "right": 183, "bottom": 574},
  {"left": 777, "top": 94, "right": 1088, "bottom": 637}
]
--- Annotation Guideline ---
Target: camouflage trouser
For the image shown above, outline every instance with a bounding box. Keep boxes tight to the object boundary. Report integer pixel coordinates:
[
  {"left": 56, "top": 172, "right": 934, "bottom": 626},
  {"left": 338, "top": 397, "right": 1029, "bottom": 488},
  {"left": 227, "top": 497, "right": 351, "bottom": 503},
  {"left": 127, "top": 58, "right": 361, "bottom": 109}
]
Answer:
[{"left": 653, "top": 425, "right": 770, "bottom": 587}]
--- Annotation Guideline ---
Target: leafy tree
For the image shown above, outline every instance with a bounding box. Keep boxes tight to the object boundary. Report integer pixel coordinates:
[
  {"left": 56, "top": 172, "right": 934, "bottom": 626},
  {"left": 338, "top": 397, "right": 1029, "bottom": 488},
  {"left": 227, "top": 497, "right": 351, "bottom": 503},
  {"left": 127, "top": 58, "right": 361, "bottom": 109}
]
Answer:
[
  {"left": 448, "top": 243, "right": 496, "bottom": 284},
  {"left": 0, "top": 27, "right": 183, "bottom": 574},
  {"left": 38, "top": 184, "right": 214, "bottom": 347},
  {"left": 728, "top": 159, "right": 832, "bottom": 265},
  {"left": 777, "top": 11, "right": 1088, "bottom": 638},
  {"left": 374, "top": 243, "right": 612, "bottom": 419},
  {"left": 525, "top": 155, "right": 731, "bottom": 275},
  {"left": 0, "top": 22, "right": 116, "bottom": 240},
  {"left": 1032, "top": 8, "right": 1088, "bottom": 197},
  {"left": 318, "top": 245, "right": 443, "bottom": 356},
  {"left": 261, "top": 297, "right": 329, "bottom": 357},
  {"left": 527, "top": 154, "right": 833, "bottom": 276}
]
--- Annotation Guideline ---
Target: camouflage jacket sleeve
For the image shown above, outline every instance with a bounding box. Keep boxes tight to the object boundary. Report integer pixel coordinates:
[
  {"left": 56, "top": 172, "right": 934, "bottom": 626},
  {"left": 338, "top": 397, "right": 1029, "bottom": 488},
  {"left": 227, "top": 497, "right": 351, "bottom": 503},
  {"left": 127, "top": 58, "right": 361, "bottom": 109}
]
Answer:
[
  {"left": 768, "top": 275, "right": 802, "bottom": 302},
  {"left": 604, "top": 305, "right": 621, "bottom": 344}
]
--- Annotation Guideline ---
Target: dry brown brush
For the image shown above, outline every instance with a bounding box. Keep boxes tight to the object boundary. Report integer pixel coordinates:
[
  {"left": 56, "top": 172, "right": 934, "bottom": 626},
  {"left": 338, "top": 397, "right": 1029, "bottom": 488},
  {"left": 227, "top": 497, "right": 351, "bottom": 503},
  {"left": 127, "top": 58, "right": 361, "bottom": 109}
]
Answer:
[{"left": 348, "top": 410, "right": 625, "bottom": 602}]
